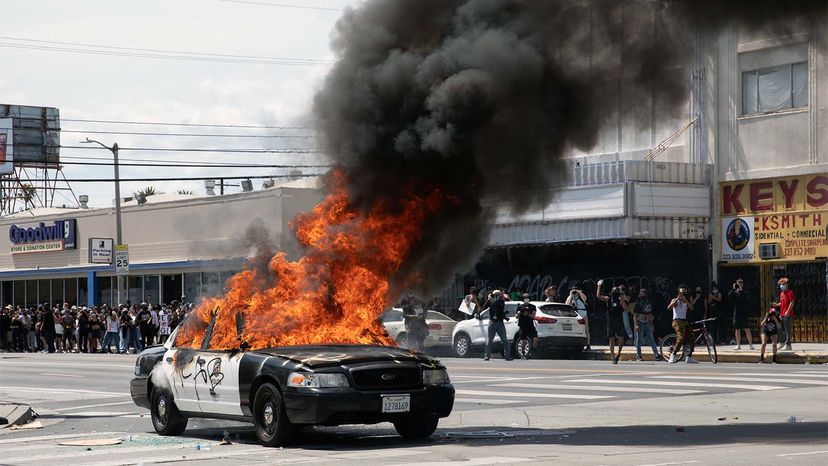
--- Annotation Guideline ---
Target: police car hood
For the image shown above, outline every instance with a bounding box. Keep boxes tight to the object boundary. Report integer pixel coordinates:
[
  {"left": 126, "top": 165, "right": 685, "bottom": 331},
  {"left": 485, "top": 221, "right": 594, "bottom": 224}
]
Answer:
[{"left": 255, "top": 344, "right": 435, "bottom": 369}]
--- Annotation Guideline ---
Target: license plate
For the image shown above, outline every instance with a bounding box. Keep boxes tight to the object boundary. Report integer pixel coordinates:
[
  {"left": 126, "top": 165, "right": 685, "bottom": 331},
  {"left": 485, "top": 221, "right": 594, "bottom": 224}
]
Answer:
[
  {"left": 439, "top": 336, "right": 451, "bottom": 341},
  {"left": 382, "top": 395, "right": 410, "bottom": 413},
  {"left": 562, "top": 323, "right": 573, "bottom": 331}
]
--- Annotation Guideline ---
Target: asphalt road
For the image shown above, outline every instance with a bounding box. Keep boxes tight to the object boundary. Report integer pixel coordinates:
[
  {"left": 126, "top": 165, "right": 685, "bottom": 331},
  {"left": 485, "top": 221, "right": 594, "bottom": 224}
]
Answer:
[{"left": 1, "top": 352, "right": 827, "bottom": 465}]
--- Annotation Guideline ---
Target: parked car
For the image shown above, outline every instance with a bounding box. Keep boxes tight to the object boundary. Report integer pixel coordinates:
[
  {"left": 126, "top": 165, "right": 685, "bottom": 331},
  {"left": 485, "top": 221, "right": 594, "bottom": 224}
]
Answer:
[
  {"left": 451, "top": 301, "right": 587, "bottom": 357},
  {"left": 380, "top": 308, "right": 459, "bottom": 349},
  {"left": 131, "top": 315, "right": 455, "bottom": 447}
]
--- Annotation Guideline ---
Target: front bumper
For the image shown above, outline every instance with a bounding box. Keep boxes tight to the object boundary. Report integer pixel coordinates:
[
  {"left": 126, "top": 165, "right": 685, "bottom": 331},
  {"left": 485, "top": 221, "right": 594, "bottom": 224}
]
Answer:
[
  {"left": 283, "top": 384, "right": 454, "bottom": 425},
  {"left": 130, "top": 376, "right": 151, "bottom": 410}
]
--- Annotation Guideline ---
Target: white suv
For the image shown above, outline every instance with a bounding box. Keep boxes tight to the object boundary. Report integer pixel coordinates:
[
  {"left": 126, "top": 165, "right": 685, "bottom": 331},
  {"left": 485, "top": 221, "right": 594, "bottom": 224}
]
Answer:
[{"left": 450, "top": 301, "right": 587, "bottom": 358}]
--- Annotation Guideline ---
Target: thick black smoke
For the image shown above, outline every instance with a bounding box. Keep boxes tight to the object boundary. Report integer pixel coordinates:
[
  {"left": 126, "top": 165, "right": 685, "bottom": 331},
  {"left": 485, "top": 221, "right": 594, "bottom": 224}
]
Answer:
[{"left": 313, "top": 0, "right": 826, "bottom": 296}]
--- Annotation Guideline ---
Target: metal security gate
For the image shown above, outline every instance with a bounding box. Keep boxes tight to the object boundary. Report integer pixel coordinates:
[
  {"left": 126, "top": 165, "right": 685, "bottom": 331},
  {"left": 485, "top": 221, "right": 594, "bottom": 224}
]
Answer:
[{"left": 770, "top": 261, "right": 828, "bottom": 343}]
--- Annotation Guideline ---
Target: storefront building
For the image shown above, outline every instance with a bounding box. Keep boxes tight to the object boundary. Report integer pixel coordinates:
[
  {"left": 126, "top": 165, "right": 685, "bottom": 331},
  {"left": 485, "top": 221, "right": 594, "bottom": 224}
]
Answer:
[
  {"left": 718, "top": 174, "right": 828, "bottom": 342},
  {"left": 0, "top": 180, "right": 322, "bottom": 308}
]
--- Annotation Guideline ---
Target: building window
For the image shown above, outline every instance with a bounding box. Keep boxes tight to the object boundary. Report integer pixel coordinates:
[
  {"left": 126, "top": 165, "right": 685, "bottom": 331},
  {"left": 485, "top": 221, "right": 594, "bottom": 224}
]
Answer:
[{"left": 742, "top": 62, "right": 808, "bottom": 115}]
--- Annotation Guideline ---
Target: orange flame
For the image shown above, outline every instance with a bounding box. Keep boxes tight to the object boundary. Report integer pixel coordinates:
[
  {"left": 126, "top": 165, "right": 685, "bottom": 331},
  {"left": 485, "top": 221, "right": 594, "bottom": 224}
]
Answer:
[{"left": 176, "top": 170, "right": 449, "bottom": 351}]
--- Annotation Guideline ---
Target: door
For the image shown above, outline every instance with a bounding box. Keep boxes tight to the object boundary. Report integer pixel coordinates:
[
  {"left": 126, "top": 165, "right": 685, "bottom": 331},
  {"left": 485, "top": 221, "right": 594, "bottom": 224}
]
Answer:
[
  {"left": 167, "top": 347, "right": 201, "bottom": 413},
  {"left": 470, "top": 310, "right": 489, "bottom": 345},
  {"left": 192, "top": 351, "right": 244, "bottom": 416}
]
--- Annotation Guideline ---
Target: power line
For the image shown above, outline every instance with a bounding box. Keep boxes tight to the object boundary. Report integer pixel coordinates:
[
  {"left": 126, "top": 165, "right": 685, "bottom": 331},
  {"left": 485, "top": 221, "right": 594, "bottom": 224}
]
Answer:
[
  {"left": 60, "top": 155, "right": 329, "bottom": 166},
  {"left": 216, "top": 0, "right": 342, "bottom": 12},
  {"left": 61, "top": 129, "right": 315, "bottom": 139},
  {"left": 60, "top": 145, "right": 322, "bottom": 154},
  {"left": 0, "top": 37, "right": 333, "bottom": 66},
  {"left": 60, "top": 174, "right": 319, "bottom": 183},
  {"left": 57, "top": 160, "right": 332, "bottom": 169},
  {"left": 8, "top": 115, "right": 311, "bottom": 130}
]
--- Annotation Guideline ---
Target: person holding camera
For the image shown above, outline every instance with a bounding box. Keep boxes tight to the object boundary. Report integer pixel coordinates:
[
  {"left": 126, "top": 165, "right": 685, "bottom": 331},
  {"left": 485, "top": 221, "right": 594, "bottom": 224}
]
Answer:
[
  {"left": 566, "top": 287, "right": 590, "bottom": 350},
  {"left": 667, "top": 284, "right": 697, "bottom": 364},
  {"left": 759, "top": 307, "right": 781, "bottom": 363},
  {"left": 483, "top": 290, "right": 512, "bottom": 361},
  {"left": 729, "top": 278, "right": 754, "bottom": 350},
  {"left": 706, "top": 282, "right": 723, "bottom": 344},
  {"left": 633, "top": 289, "right": 662, "bottom": 361},
  {"left": 516, "top": 293, "right": 538, "bottom": 358},
  {"left": 595, "top": 280, "right": 626, "bottom": 364}
]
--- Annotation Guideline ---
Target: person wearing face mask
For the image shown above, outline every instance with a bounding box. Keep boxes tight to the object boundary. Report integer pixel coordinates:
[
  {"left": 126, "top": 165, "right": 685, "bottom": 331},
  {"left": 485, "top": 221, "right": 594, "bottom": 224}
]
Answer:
[
  {"left": 667, "top": 284, "right": 697, "bottom": 364},
  {"left": 596, "top": 280, "right": 627, "bottom": 364},
  {"left": 516, "top": 293, "right": 538, "bottom": 358},
  {"left": 705, "top": 282, "right": 723, "bottom": 344},
  {"left": 771, "top": 277, "right": 796, "bottom": 351},
  {"left": 729, "top": 278, "right": 754, "bottom": 350}
]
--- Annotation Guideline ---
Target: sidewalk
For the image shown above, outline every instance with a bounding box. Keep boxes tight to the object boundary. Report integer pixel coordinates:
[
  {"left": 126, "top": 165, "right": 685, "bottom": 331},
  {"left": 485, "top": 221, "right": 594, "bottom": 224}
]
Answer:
[{"left": 585, "top": 342, "right": 828, "bottom": 364}]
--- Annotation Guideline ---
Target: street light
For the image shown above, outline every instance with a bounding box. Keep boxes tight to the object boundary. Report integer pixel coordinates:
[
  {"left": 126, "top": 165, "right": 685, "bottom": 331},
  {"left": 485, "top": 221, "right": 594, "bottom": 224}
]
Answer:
[{"left": 79, "top": 138, "right": 124, "bottom": 305}]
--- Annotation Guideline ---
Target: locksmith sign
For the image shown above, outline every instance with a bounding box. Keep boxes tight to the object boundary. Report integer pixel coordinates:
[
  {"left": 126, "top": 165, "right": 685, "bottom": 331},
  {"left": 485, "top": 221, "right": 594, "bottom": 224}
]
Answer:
[
  {"left": 8, "top": 219, "right": 77, "bottom": 254},
  {"left": 721, "top": 174, "right": 827, "bottom": 262}
]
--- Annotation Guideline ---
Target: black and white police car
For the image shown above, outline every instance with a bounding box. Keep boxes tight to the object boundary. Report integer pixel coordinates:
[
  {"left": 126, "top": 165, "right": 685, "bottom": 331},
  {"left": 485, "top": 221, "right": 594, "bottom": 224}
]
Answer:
[{"left": 130, "top": 315, "right": 455, "bottom": 446}]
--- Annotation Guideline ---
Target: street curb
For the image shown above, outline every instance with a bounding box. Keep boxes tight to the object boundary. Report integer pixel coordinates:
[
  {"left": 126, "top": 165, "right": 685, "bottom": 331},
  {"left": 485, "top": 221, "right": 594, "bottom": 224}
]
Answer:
[
  {"left": 0, "top": 403, "right": 35, "bottom": 429},
  {"left": 583, "top": 349, "right": 828, "bottom": 364}
]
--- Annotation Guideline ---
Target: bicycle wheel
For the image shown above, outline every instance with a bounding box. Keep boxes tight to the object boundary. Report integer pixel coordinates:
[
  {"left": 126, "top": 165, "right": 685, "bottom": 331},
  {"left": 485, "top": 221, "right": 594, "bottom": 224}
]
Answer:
[
  {"left": 705, "top": 335, "right": 718, "bottom": 364},
  {"left": 660, "top": 334, "right": 684, "bottom": 362}
]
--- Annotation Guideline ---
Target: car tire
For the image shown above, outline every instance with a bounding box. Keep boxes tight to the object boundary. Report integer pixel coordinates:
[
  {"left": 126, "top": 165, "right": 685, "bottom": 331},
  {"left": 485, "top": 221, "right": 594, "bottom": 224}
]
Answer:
[
  {"left": 150, "top": 387, "right": 188, "bottom": 436},
  {"left": 453, "top": 334, "right": 472, "bottom": 358},
  {"left": 253, "top": 382, "right": 294, "bottom": 447},
  {"left": 393, "top": 416, "right": 439, "bottom": 439}
]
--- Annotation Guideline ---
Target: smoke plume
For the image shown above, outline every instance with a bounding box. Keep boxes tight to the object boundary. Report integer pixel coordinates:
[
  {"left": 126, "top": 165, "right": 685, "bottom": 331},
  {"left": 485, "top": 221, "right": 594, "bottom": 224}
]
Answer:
[{"left": 313, "top": 0, "right": 826, "bottom": 297}]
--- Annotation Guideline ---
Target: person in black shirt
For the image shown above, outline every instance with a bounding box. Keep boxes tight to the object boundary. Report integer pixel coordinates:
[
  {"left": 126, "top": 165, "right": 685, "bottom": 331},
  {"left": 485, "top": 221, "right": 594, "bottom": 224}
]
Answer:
[
  {"left": 516, "top": 293, "right": 537, "bottom": 359},
  {"left": 729, "top": 278, "right": 754, "bottom": 350},
  {"left": 759, "top": 308, "right": 781, "bottom": 364},
  {"left": 706, "top": 282, "right": 723, "bottom": 344},
  {"left": 483, "top": 290, "right": 512, "bottom": 361}
]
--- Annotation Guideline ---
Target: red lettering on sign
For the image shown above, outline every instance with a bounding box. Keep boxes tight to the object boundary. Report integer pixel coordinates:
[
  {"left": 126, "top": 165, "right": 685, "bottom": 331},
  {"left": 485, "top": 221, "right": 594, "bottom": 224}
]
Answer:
[
  {"left": 799, "top": 213, "right": 810, "bottom": 225},
  {"left": 806, "top": 175, "right": 828, "bottom": 208},
  {"left": 814, "top": 213, "right": 822, "bottom": 227},
  {"left": 781, "top": 214, "right": 792, "bottom": 229},
  {"left": 778, "top": 179, "right": 799, "bottom": 209},
  {"left": 723, "top": 184, "right": 744, "bottom": 214},
  {"left": 750, "top": 182, "right": 773, "bottom": 212}
]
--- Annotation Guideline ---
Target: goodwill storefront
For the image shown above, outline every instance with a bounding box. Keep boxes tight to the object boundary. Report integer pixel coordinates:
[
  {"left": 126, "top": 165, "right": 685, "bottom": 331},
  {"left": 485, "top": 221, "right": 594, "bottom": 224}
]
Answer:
[
  {"left": 719, "top": 173, "right": 828, "bottom": 342},
  {"left": 0, "top": 181, "right": 321, "bottom": 308}
]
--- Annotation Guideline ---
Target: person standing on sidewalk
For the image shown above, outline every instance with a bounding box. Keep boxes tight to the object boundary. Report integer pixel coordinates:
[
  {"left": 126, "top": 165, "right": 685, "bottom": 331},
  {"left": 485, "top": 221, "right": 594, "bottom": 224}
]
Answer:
[
  {"left": 544, "top": 286, "right": 561, "bottom": 303},
  {"left": 706, "top": 282, "right": 724, "bottom": 344},
  {"left": 483, "top": 290, "right": 512, "bottom": 361},
  {"left": 596, "top": 280, "right": 626, "bottom": 364},
  {"left": 667, "top": 284, "right": 698, "bottom": 364},
  {"left": 729, "top": 278, "right": 755, "bottom": 350},
  {"left": 633, "top": 289, "right": 662, "bottom": 361},
  {"left": 566, "top": 286, "right": 591, "bottom": 350},
  {"left": 771, "top": 277, "right": 795, "bottom": 352}
]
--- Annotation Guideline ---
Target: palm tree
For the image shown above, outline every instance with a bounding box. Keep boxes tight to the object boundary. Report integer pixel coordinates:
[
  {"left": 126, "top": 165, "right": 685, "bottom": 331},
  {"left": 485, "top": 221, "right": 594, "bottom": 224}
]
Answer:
[
  {"left": 19, "top": 183, "right": 36, "bottom": 209},
  {"left": 177, "top": 189, "right": 195, "bottom": 195},
  {"left": 133, "top": 186, "right": 158, "bottom": 198}
]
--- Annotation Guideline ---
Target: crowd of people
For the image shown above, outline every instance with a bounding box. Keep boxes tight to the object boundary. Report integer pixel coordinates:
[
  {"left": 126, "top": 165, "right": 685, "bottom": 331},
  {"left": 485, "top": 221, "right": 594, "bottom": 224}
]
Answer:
[
  {"left": 463, "top": 275, "right": 797, "bottom": 364},
  {"left": 0, "top": 296, "right": 194, "bottom": 354}
]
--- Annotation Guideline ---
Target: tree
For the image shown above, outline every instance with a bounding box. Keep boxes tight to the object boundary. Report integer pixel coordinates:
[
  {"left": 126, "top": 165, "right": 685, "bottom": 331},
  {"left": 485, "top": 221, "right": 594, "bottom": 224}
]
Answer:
[
  {"left": 177, "top": 189, "right": 195, "bottom": 195},
  {"left": 18, "top": 183, "right": 36, "bottom": 209},
  {"left": 133, "top": 186, "right": 157, "bottom": 198}
]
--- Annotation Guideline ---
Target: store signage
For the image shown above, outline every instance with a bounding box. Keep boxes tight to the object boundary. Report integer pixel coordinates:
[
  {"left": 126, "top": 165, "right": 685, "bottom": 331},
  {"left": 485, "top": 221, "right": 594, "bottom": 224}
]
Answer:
[
  {"left": 754, "top": 210, "right": 827, "bottom": 261},
  {"left": 8, "top": 219, "right": 77, "bottom": 254},
  {"left": 722, "top": 217, "right": 755, "bottom": 261},
  {"left": 115, "top": 244, "right": 129, "bottom": 275},
  {"left": 722, "top": 174, "right": 828, "bottom": 215},
  {"left": 89, "top": 237, "right": 114, "bottom": 264},
  {"left": 0, "top": 118, "right": 13, "bottom": 175}
]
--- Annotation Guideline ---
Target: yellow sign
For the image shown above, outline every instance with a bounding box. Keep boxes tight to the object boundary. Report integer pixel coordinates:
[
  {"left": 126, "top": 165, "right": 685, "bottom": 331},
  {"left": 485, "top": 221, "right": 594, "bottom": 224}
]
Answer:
[{"left": 721, "top": 174, "right": 828, "bottom": 262}]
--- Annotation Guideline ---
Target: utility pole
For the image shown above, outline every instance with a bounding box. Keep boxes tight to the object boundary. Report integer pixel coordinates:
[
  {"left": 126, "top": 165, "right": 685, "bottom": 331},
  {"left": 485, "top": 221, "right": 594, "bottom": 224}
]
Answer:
[{"left": 81, "top": 139, "right": 124, "bottom": 305}]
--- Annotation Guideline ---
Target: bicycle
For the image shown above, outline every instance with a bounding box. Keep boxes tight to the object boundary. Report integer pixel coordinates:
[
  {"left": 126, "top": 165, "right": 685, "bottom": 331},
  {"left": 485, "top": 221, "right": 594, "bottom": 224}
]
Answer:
[{"left": 659, "top": 317, "right": 718, "bottom": 364}]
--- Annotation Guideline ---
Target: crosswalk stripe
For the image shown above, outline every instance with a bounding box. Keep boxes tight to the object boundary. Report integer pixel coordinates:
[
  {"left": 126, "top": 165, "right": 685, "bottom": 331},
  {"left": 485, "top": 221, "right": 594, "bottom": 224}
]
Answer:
[
  {"left": 54, "top": 401, "right": 137, "bottom": 412},
  {"left": 0, "top": 385, "right": 125, "bottom": 397},
  {"left": 3, "top": 443, "right": 191, "bottom": 463},
  {"left": 494, "top": 382, "right": 704, "bottom": 395},
  {"left": 649, "top": 375, "right": 828, "bottom": 386},
  {"left": 394, "top": 457, "right": 531, "bottom": 466},
  {"left": 452, "top": 376, "right": 548, "bottom": 384},
  {"left": 60, "top": 411, "right": 142, "bottom": 417},
  {"left": 455, "top": 398, "right": 527, "bottom": 405},
  {"left": 790, "top": 372, "right": 828, "bottom": 377},
  {"left": 456, "top": 389, "right": 614, "bottom": 400},
  {"left": 81, "top": 447, "right": 268, "bottom": 466},
  {"left": 565, "top": 378, "right": 784, "bottom": 391},
  {"left": 0, "top": 432, "right": 128, "bottom": 445}
]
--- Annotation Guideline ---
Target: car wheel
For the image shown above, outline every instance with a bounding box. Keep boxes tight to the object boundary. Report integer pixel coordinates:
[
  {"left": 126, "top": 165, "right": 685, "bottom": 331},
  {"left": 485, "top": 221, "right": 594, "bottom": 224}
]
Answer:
[
  {"left": 253, "top": 382, "right": 294, "bottom": 447},
  {"left": 393, "top": 416, "right": 439, "bottom": 439},
  {"left": 454, "top": 334, "right": 471, "bottom": 358},
  {"left": 150, "top": 387, "right": 187, "bottom": 436}
]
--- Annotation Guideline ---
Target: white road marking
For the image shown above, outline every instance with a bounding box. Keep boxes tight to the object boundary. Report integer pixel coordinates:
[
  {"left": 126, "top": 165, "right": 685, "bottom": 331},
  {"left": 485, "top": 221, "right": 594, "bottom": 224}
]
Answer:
[
  {"left": 395, "top": 457, "right": 531, "bottom": 466},
  {"left": 0, "top": 386, "right": 126, "bottom": 397},
  {"left": 635, "top": 461, "right": 701, "bottom": 466},
  {"left": 39, "top": 372, "right": 85, "bottom": 378},
  {"left": 494, "top": 382, "right": 704, "bottom": 395},
  {"left": 455, "top": 398, "right": 528, "bottom": 405},
  {"left": 0, "top": 361, "right": 134, "bottom": 369},
  {"left": 649, "top": 375, "right": 828, "bottom": 386},
  {"left": 565, "top": 379, "right": 784, "bottom": 391},
  {"left": 2, "top": 443, "right": 194, "bottom": 463},
  {"left": 452, "top": 376, "right": 548, "bottom": 384},
  {"left": 791, "top": 372, "right": 828, "bottom": 377},
  {"left": 776, "top": 450, "right": 828, "bottom": 457},
  {"left": 0, "top": 432, "right": 127, "bottom": 445},
  {"left": 734, "top": 372, "right": 828, "bottom": 378},
  {"left": 60, "top": 411, "right": 140, "bottom": 417},
  {"left": 456, "top": 389, "right": 614, "bottom": 400},
  {"left": 54, "top": 401, "right": 137, "bottom": 412}
]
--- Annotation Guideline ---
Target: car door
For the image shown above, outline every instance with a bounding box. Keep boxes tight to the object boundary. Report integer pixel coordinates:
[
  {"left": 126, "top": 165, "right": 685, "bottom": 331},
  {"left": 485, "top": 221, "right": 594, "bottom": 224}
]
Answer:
[
  {"left": 167, "top": 346, "right": 201, "bottom": 414},
  {"left": 504, "top": 303, "right": 520, "bottom": 341},
  {"left": 470, "top": 310, "right": 489, "bottom": 345},
  {"left": 192, "top": 311, "right": 244, "bottom": 416}
]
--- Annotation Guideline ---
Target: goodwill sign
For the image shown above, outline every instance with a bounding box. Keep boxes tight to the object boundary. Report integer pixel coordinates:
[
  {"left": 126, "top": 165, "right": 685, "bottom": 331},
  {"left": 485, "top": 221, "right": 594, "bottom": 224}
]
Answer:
[{"left": 9, "top": 219, "right": 77, "bottom": 254}]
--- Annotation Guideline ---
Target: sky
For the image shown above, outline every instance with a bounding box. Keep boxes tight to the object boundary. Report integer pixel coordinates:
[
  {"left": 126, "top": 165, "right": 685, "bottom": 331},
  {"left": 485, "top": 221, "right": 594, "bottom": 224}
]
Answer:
[{"left": 2, "top": 0, "right": 359, "bottom": 208}]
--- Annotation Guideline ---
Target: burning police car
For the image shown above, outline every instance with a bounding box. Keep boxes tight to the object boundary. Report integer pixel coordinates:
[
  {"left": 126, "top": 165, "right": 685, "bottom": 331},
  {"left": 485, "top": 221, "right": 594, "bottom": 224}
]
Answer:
[{"left": 130, "top": 322, "right": 455, "bottom": 446}]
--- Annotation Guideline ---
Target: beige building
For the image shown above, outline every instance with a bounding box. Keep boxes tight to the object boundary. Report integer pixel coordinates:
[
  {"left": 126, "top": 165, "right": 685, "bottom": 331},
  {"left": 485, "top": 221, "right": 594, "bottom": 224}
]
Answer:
[{"left": 0, "top": 179, "right": 322, "bottom": 308}]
